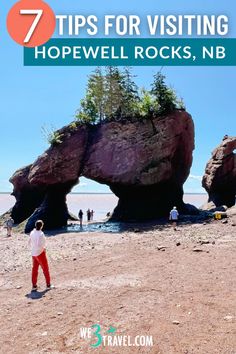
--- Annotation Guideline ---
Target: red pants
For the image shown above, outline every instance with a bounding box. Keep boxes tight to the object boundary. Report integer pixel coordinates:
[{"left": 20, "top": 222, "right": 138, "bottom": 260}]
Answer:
[{"left": 32, "top": 250, "right": 51, "bottom": 287}]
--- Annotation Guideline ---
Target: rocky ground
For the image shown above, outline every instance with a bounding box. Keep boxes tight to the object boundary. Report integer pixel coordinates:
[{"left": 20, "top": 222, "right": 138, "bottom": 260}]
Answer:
[{"left": 0, "top": 218, "right": 236, "bottom": 354}]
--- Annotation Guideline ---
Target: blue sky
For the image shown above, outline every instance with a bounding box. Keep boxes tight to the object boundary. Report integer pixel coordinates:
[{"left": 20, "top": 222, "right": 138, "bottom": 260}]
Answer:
[{"left": 0, "top": 0, "right": 236, "bottom": 194}]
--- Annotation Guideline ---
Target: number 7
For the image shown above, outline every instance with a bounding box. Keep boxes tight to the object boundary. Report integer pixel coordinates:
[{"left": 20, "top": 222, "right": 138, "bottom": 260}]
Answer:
[{"left": 20, "top": 9, "right": 43, "bottom": 43}]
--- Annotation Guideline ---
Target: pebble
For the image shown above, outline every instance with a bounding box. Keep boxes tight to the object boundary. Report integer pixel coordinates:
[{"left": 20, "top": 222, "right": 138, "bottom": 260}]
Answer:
[
  {"left": 41, "top": 331, "right": 48, "bottom": 336},
  {"left": 16, "top": 286, "right": 22, "bottom": 289},
  {"left": 222, "top": 219, "right": 228, "bottom": 224},
  {"left": 172, "top": 320, "right": 180, "bottom": 325},
  {"left": 224, "top": 315, "right": 233, "bottom": 321},
  {"left": 199, "top": 240, "right": 210, "bottom": 245},
  {"left": 157, "top": 246, "right": 167, "bottom": 251},
  {"left": 73, "top": 257, "right": 77, "bottom": 261},
  {"left": 57, "top": 312, "right": 63, "bottom": 316},
  {"left": 192, "top": 248, "right": 203, "bottom": 252},
  {"left": 176, "top": 242, "right": 181, "bottom": 246}
]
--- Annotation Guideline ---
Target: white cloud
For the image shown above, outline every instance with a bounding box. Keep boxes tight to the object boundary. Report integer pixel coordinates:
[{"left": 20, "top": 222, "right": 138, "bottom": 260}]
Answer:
[
  {"left": 184, "top": 187, "right": 206, "bottom": 194},
  {"left": 189, "top": 174, "right": 203, "bottom": 181},
  {"left": 79, "top": 182, "right": 88, "bottom": 187},
  {"left": 184, "top": 174, "right": 206, "bottom": 194}
]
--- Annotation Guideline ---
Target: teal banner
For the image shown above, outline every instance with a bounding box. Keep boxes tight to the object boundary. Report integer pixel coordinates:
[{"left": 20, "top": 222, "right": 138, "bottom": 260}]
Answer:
[{"left": 24, "top": 38, "right": 236, "bottom": 66}]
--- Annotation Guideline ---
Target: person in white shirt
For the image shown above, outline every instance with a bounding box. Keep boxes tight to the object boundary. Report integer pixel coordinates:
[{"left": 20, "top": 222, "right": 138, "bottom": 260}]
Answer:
[
  {"left": 28, "top": 220, "right": 52, "bottom": 291},
  {"left": 169, "top": 206, "right": 179, "bottom": 230}
]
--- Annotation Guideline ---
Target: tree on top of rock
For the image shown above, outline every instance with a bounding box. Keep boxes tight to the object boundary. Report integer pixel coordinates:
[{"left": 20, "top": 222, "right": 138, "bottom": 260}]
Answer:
[
  {"left": 151, "top": 72, "right": 178, "bottom": 116},
  {"left": 76, "top": 66, "right": 126, "bottom": 123},
  {"left": 89, "top": 67, "right": 106, "bottom": 123},
  {"left": 104, "top": 66, "right": 125, "bottom": 120},
  {"left": 76, "top": 67, "right": 105, "bottom": 124},
  {"left": 120, "top": 67, "right": 140, "bottom": 118},
  {"left": 75, "top": 67, "right": 185, "bottom": 125}
]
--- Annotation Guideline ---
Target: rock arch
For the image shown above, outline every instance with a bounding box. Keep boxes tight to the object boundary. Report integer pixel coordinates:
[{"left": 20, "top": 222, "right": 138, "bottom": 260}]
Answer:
[{"left": 9, "top": 111, "right": 195, "bottom": 232}]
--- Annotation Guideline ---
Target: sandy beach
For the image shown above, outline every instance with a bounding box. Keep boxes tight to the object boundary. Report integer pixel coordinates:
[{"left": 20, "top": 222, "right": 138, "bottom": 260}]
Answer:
[
  {"left": 0, "top": 218, "right": 235, "bottom": 354},
  {"left": 2, "top": 2, "right": 236, "bottom": 353}
]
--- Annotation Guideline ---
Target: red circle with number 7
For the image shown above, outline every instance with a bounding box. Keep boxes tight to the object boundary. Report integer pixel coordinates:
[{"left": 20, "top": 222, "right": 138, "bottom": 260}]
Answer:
[{"left": 7, "top": 0, "right": 56, "bottom": 47}]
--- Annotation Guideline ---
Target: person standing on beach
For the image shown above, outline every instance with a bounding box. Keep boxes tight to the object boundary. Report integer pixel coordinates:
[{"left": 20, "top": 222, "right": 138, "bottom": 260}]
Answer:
[
  {"left": 90, "top": 210, "right": 94, "bottom": 221},
  {"left": 78, "top": 209, "right": 83, "bottom": 227},
  {"left": 169, "top": 206, "right": 179, "bottom": 231},
  {"left": 28, "top": 220, "right": 53, "bottom": 292},
  {"left": 5, "top": 217, "right": 14, "bottom": 237},
  {"left": 87, "top": 209, "right": 91, "bottom": 222}
]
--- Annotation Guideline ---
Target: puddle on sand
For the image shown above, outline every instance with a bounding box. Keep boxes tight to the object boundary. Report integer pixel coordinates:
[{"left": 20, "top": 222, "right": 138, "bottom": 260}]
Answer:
[
  {"left": 67, "top": 222, "right": 131, "bottom": 233},
  {"left": 67, "top": 219, "right": 167, "bottom": 234}
]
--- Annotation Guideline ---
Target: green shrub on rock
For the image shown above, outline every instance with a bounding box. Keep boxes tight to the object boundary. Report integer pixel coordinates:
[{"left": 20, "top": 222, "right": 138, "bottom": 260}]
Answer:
[
  {"left": 41, "top": 126, "right": 64, "bottom": 146},
  {"left": 75, "top": 67, "right": 185, "bottom": 125}
]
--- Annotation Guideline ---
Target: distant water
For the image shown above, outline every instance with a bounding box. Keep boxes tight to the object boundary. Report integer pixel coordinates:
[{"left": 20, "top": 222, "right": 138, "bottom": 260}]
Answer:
[
  {"left": 0, "top": 193, "right": 208, "bottom": 221},
  {"left": 67, "top": 193, "right": 118, "bottom": 220},
  {"left": 183, "top": 194, "right": 208, "bottom": 208},
  {"left": 0, "top": 194, "right": 15, "bottom": 215}
]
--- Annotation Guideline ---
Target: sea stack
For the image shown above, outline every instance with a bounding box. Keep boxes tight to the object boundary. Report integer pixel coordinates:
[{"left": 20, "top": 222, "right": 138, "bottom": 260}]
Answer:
[
  {"left": 202, "top": 136, "right": 236, "bottom": 209},
  {"left": 9, "top": 110, "right": 195, "bottom": 230}
]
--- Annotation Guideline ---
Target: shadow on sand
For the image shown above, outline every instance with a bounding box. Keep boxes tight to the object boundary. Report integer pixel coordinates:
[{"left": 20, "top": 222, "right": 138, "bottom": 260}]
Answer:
[{"left": 25, "top": 289, "right": 49, "bottom": 300}]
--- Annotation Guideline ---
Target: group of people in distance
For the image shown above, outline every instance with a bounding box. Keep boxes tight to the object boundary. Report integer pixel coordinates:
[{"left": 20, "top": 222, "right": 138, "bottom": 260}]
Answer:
[
  {"left": 77, "top": 206, "right": 179, "bottom": 229},
  {"left": 78, "top": 208, "right": 94, "bottom": 227},
  {"left": 3, "top": 206, "right": 179, "bottom": 236}
]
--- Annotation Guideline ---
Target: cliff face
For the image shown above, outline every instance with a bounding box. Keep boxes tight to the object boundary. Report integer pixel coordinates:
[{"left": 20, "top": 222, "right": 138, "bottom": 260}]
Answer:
[
  {"left": 82, "top": 111, "right": 193, "bottom": 186},
  {"left": 82, "top": 111, "right": 194, "bottom": 220},
  {"left": 9, "top": 110, "right": 195, "bottom": 231},
  {"left": 202, "top": 136, "right": 236, "bottom": 208},
  {"left": 10, "top": 165, "right": 46, "bottom": 224},
  {"left": 29, "top": 125, "right": 89, "bottom": 185}
]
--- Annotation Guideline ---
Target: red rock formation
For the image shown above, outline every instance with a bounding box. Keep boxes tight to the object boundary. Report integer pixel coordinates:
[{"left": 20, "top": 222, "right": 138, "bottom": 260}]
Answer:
[
  {"left": 29, "top": 125, "right": 88, "bottom": 185},
  {"left": 10, "top": 165, "right": 45, "bottom": 223},
  {"left": 25, "top": 181, "right": 78, "bottom": 232},
  {"left": 82, "top": 111, "right": 195, "bottom": 220},
  {"left": 9, "top": 110, "right": 195, "bottom": 230},
  {"left": 202, "top": 136, "right": 236, "bottom": 208}
]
